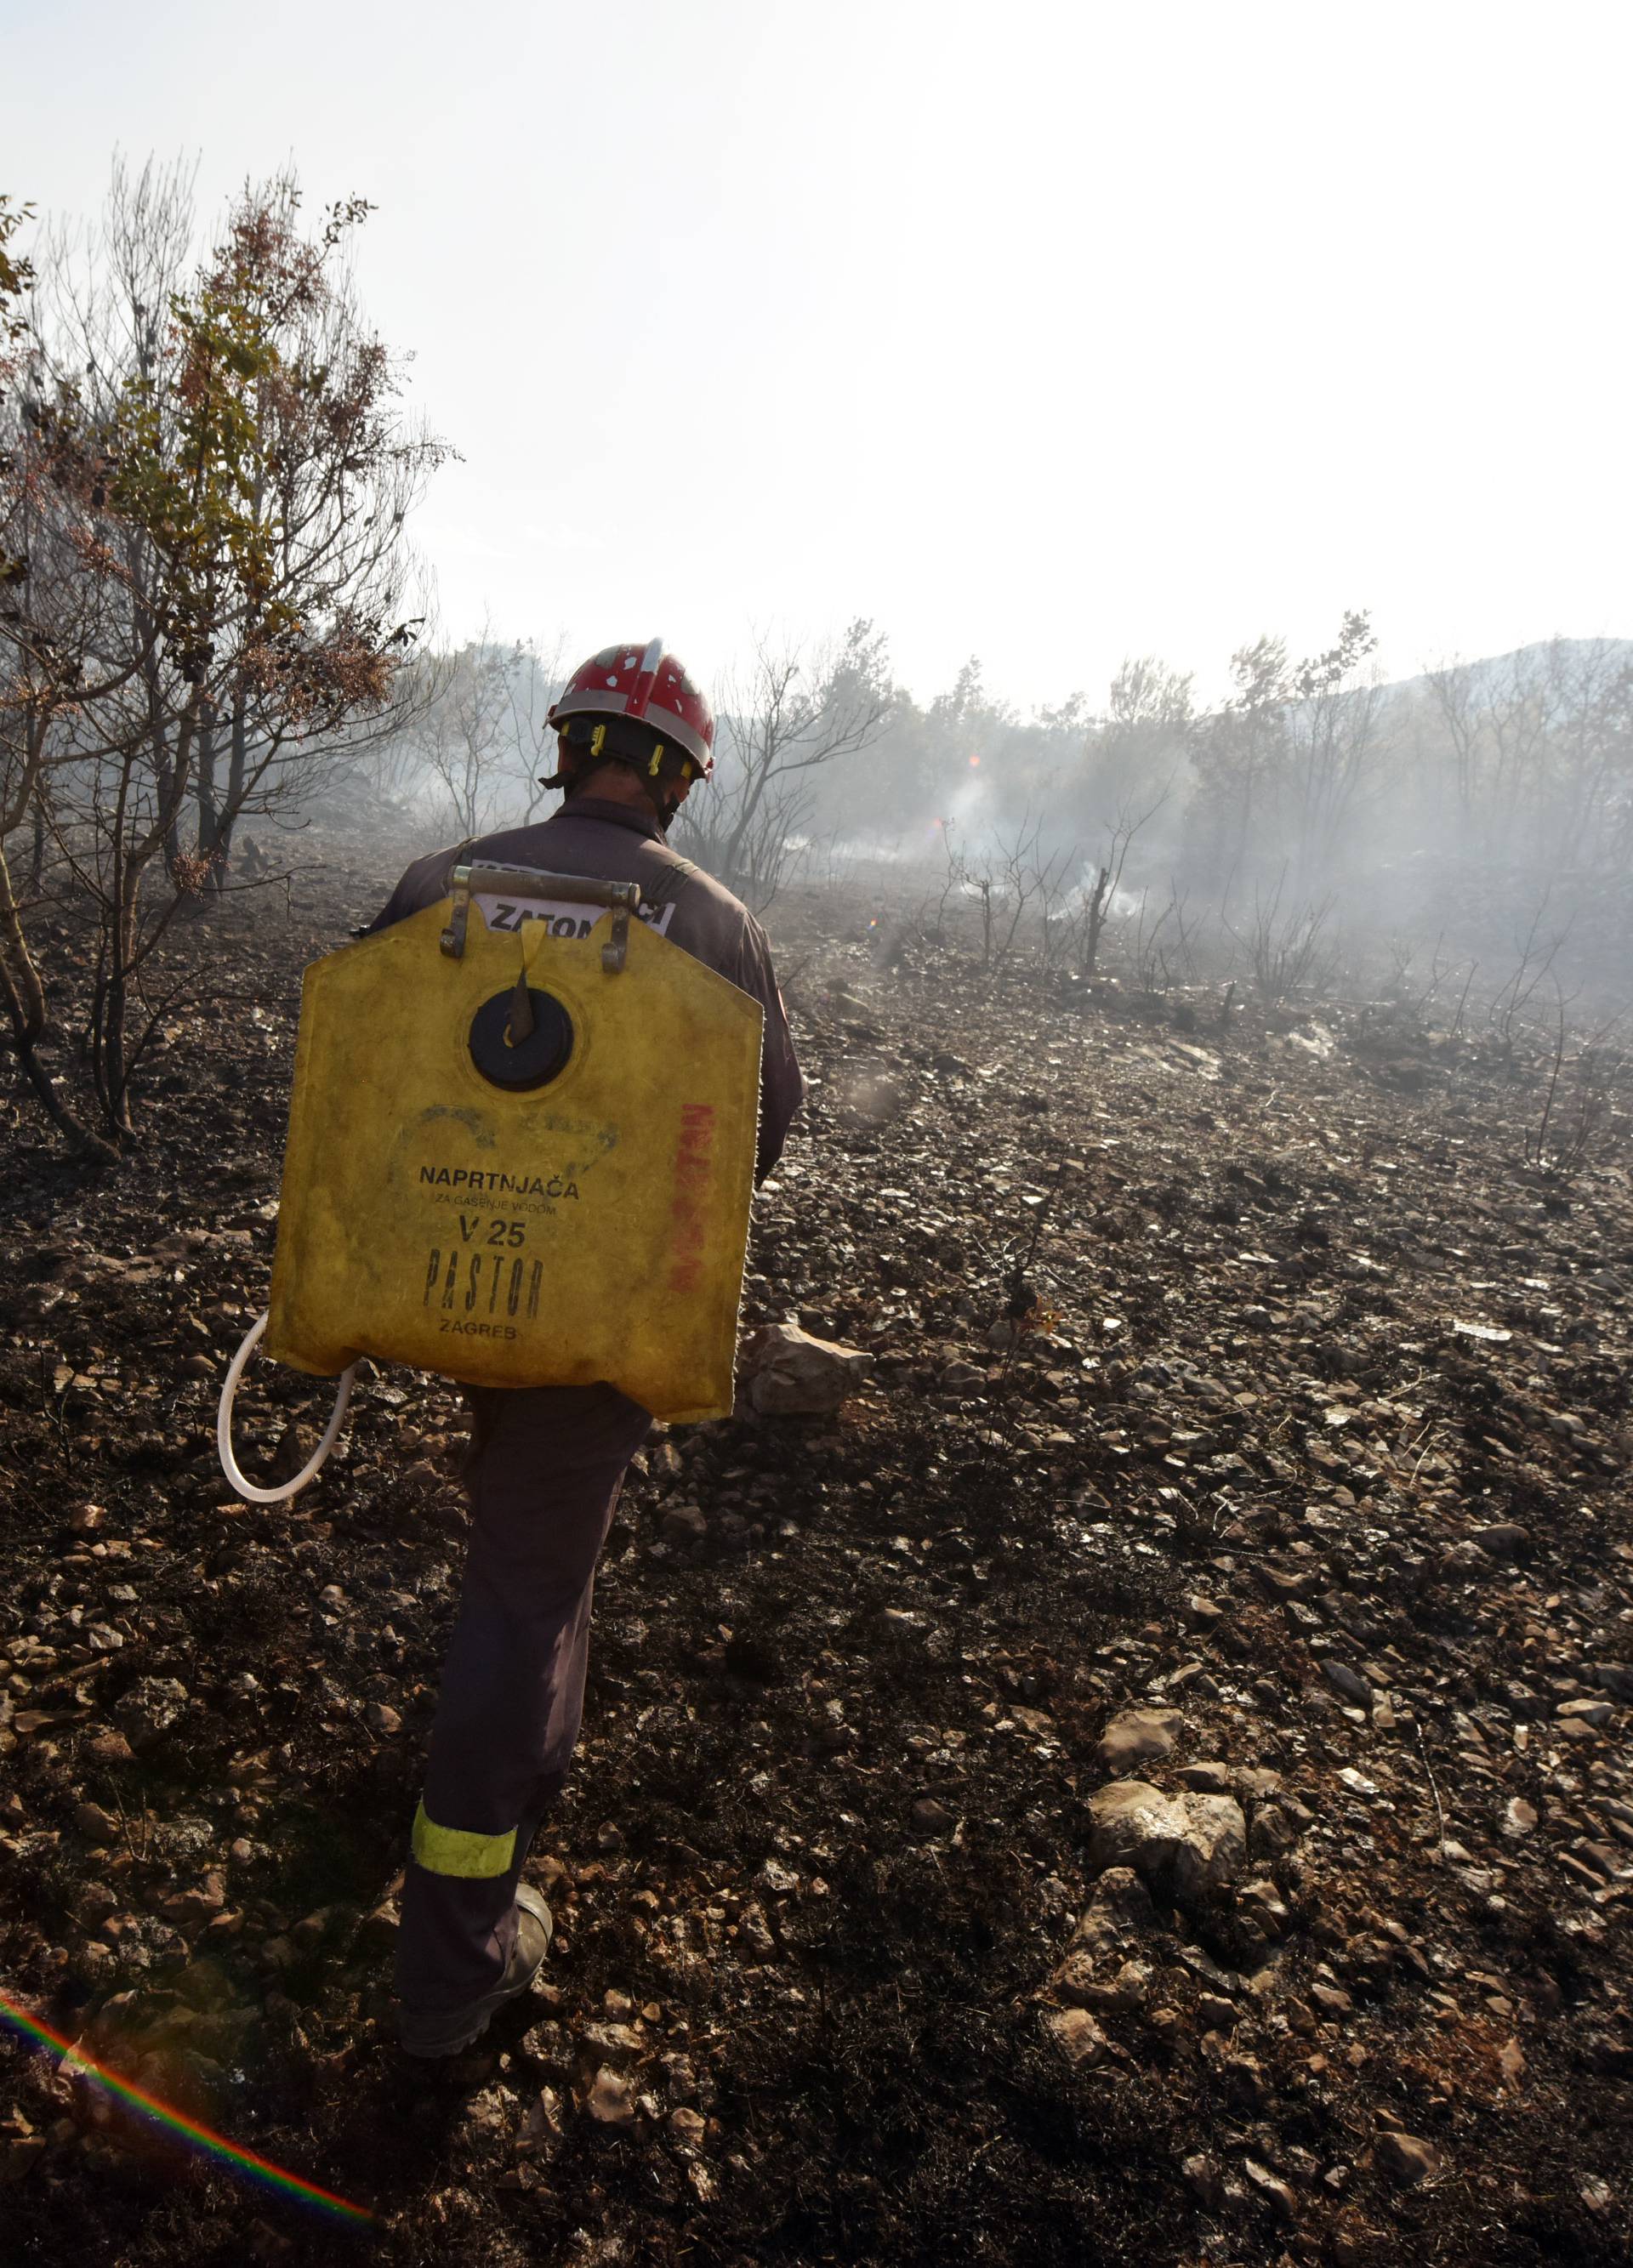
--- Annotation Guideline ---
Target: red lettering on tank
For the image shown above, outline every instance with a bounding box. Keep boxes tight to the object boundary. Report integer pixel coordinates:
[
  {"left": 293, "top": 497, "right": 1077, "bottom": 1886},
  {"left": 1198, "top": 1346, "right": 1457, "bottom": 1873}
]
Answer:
[{"left": 667, "top": 1105, "right": 716, "bottom": 1293}]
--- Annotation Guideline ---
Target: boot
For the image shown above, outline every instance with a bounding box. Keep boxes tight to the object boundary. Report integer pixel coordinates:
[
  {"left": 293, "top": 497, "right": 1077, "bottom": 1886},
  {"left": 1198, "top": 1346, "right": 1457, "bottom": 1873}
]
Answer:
[{"left": 397, "top": 1883, "right": 553, "bottom": 2057}]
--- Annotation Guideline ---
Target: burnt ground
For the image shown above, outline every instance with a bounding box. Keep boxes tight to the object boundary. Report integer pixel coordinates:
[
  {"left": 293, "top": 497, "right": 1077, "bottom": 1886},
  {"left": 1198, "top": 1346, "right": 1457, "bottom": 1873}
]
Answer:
[{"left": 0, "top": 853, "right": 1630, "bottom": 2268}]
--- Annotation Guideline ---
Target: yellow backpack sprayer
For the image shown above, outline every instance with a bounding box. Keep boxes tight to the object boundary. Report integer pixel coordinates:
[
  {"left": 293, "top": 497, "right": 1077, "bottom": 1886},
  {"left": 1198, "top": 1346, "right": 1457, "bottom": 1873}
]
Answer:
[{"left": 217, "top": 862, "right": 764, "bottom": 1502}]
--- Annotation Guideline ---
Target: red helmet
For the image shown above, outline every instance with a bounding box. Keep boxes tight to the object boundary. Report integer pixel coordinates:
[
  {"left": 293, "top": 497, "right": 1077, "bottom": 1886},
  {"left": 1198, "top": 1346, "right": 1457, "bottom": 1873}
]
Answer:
[{"left": 548, "top": 639, "right": 714, "bottom": 779}]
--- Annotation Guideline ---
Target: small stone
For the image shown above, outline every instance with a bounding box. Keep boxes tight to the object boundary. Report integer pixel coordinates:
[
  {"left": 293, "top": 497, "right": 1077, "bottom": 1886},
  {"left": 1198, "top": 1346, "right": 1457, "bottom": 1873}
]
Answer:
[
  {"left": 1319, "top": 1659, "right": 1373, "bottom": 1710},
  {"left": 669, "top": 2106, "right": 707, "bottom": 2148},
  {"left": 585, "top": 2066, "right": 638, "bottom": 2125},
  {"left": 1197, "top": 1993, "right": 1236, "bottom": 2031},
  {"left": 162, "top": 1873, "right": 226, "bottom": 1929},
  {"left": 1441, "top": 1538, "right": 1493, "bottom": 1574},
  {"left": 1501, "top": 1798, "right": 1538, "bottom": 1839},
  {"left": 1256, "top": 1566, "right": 1312, "bottom": 1603},
  {"left": 1233, "top": 1768, "right": 1283, "bottom": 1802},
  {"left": 1178, "top": 1761, "right": 1232, "bottom": 1794},
  {"left": 1573, "top": 1842, "right": 1626, "bottom": 1882},
  {"left": 517, "top": 2084, "right": 564, "bottom": 2150},
  {"left": 662, "top": 1504, "right": 708, "bottom": 1544},
  {"left": 365, "top": 1701, "right": 401, "bottom": 1736},
  {"left": 1556, "top": 1699, "right": 1613, "bottom": 1727},
  {"left": 1593, "top": 1663, "right": 1633, "bottom": 1702},
  {"left": 1182, "top": 2152, "right": 1224, "bottom": 2208},
  {"left": 1243, "top": 2157, "right": 1298, "bottom": 2220},
  {"left": 1238, "top": 1878, "right": 1290, "bottom": 1935},
  {"left": 1471, "top": 1523, "right": 1528, "bottom": 1559},
  {"left": 1249, "top": 1806, "right": 1298, "bottom": 1859},
  {"left": 910, "top": 1797, "right": 956, "bottom": 1837},
  {"left": 738, "top": 1901, "right": 775, "bottom": 1957},
  {"left": 1044, "top": 2007, "right": 1110, "bottom": 2066},
  {"left": 1066, "top": 1958, "right": 1152, "bottom": 2013},
  {"left": 74, "top": 1802, "right": 119, "bottom": 1844},
  {"left": 1095, "top": 1708, "right": 1181, "bottom": 1774},
  {"left": 113, "top": 1676, "right": 190, "bottom": 1750},
  {"left": 1374, "top": 2130, "right": 1438, "bottom": 2186},
  {"left": 1051, "top": 1947, "right": 1104, "bottom": 2004},
  {"left": 580, "top": 2021, "right": 646, "bottom": 2061},
  {"left": 77, "top": 1881, "right": 117, "bottom": 1928},
  {"left": 521, "top": 2020, "right": 570, "bottom": 2068},
  {"left": 356, "top": 1902, "right": 400, "bottom": 1951},
  {"left": 1224, "top": 2053, "right": 1267, "bottom": 2109},
  {"left": 1086, "top": 1866, "right": 1159, "bottom": 1932},
  {"left": 1310, "top": 1982, "right": 1353, "bottom": 2018}
]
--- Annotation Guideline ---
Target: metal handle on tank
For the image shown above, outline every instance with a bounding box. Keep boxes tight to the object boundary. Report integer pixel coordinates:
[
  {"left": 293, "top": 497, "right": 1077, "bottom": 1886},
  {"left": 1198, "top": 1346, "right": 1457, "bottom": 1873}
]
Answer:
[{"left": 439, "top": 863, "right": 641, "bottom": 970}]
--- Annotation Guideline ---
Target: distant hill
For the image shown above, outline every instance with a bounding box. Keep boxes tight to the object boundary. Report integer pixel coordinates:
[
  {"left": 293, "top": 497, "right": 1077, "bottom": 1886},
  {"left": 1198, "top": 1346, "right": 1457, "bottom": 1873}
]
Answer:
[{"left": 1387, "top": 636, "right": 1633, "bottom": 700}]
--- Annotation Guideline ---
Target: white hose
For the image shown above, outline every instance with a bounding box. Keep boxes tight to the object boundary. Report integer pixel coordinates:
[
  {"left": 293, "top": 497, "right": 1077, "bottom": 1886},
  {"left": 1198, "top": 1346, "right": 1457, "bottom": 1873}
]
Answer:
[{"left": 217, "top": 1311, "right": 356, "bottom": 1504}]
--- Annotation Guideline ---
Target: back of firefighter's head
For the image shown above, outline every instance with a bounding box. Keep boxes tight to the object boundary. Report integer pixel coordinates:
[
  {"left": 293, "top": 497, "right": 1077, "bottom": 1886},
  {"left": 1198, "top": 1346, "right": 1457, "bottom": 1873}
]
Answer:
[{"left": 544, "top": 639, "right": 714, "bottom": 828}]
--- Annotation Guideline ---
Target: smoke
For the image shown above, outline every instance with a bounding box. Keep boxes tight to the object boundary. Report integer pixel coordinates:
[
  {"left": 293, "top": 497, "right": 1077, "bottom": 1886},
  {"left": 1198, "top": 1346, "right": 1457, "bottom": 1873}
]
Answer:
[{"left": 944, "top": 770, "right": 996, "bottom": 838}]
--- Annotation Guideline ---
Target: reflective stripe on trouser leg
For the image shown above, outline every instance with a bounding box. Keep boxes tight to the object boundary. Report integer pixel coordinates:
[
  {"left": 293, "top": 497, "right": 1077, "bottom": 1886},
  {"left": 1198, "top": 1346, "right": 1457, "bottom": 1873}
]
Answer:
[{"left": 411, "top": 1800, "right": 517, "bottom": 1880}]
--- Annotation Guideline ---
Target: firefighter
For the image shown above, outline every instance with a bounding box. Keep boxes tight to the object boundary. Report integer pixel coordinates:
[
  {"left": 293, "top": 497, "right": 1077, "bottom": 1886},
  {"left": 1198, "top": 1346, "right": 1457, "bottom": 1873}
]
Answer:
[{"left": 368, "top": 640, "right": 802, "bottom": 2055}]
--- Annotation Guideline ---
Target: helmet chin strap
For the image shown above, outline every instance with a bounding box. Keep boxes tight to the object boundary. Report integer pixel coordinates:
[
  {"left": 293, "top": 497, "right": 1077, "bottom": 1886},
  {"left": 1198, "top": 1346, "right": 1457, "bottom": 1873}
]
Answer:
[{"left": 647, "top": 781, "right": 685, "bottom": 833}]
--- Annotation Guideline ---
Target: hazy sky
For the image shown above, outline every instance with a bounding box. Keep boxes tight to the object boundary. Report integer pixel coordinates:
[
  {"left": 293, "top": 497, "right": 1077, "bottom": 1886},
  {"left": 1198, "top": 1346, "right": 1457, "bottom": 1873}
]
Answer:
[{"left": 6, "top": 0, "right": 1629, "bottom": 710}]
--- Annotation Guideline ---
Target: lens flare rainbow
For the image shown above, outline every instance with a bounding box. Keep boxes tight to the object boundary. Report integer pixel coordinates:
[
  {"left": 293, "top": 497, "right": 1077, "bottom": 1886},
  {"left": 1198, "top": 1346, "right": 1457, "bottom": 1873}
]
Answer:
[{"left": 0, "top": 1986, "right": 373, "bottom": 2225}]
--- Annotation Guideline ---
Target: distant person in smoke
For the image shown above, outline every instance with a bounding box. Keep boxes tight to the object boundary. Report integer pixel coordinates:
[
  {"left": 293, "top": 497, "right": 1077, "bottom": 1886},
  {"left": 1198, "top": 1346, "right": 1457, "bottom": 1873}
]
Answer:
[{"left": 367, "top": 640, "right": 802, "bottom": 2056}]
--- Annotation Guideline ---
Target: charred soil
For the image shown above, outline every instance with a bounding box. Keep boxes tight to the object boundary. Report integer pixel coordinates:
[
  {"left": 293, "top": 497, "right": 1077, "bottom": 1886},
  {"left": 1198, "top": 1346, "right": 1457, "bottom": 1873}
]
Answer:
[{"left": 1, "top": 860, "right": 1630, "bottom": 2266}]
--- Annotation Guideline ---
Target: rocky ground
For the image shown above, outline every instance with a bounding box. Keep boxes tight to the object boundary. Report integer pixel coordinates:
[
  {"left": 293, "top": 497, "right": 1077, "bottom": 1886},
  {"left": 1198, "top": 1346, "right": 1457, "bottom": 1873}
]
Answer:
[{"left": 0, "top": 851, "right": 1630, "bottom": 2267}]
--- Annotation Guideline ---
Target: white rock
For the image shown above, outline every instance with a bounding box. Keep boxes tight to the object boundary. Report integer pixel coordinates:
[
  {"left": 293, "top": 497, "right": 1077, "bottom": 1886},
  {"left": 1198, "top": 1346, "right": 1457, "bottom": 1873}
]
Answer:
[
  {"left": 1086, "top": 1782, "right": 1247, "bottom": 1899},
  {"left": 744, "top": 1323, "right": 873, "bottom": 1415}
]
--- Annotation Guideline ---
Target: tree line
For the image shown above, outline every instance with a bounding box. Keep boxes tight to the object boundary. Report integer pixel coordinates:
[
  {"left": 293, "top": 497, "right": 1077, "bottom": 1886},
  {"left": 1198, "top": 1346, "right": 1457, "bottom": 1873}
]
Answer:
[
  {"left": 371, "top": 615, "right": 1633, "bottom": 920},
  {"left": 4, "top": 161, "right": 1630, "bottom": 1164}
]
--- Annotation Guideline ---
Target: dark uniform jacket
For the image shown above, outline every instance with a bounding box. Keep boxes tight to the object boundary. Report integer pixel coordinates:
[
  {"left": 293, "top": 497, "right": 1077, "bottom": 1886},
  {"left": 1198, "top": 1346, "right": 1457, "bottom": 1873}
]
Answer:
[{"left": 369, "top": 796, "right": 802, "bottom": 1181}]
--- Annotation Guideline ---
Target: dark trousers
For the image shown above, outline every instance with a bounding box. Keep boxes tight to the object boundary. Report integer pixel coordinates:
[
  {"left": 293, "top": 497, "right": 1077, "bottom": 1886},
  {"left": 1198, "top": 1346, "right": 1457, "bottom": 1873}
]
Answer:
[{"left": 394, "top": 1380, "right": 651, "bottom": 2013}]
